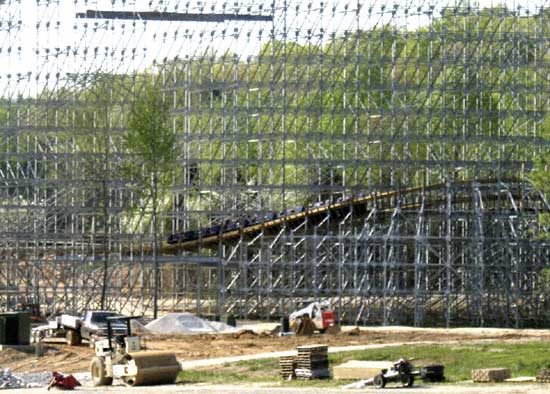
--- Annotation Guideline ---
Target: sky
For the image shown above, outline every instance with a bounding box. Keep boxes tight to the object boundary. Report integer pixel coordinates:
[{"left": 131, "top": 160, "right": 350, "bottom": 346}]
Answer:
[{"left": 0, "top": 0, "right": 547, "bottom": 97}]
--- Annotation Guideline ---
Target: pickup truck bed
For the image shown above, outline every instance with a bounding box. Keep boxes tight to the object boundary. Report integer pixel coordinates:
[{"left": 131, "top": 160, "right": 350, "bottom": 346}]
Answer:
[{"left": 33, "top": 311, "right": 128, "bottom": 346}]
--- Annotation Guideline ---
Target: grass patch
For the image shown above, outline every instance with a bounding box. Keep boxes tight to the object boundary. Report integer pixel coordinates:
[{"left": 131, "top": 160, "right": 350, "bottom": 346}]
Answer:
[
  {"left": 329, "top": 342, "right": 550, "bottom": 382},
  {"left": 178, "top": 341, "right": 550, "bottom": 386}
]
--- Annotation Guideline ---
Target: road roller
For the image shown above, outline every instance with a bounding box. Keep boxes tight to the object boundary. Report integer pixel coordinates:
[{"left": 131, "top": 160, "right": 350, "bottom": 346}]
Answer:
[{"left": 90, "top": 316, "right": 181, "bottom": 386}]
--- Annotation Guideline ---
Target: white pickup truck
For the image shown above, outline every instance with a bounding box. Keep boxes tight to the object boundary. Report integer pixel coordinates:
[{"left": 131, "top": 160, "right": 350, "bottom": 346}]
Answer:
[{"left": 37, "top": 310, "right": 128, "bottom": 346}]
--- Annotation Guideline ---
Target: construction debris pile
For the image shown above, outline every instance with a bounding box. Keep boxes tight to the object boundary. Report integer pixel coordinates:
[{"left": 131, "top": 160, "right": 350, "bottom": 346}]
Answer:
[
  {"left": 0, "top": 368, "right": 44, "bottom": 389},
  {"left": 0, "top": 368, "right": 26, "bottom": 389},
  {"left": 295, "top": 345, "right": 330, "bottom": 380},
  {"left": 0, "top": 369, "right": 90, "bottom": 390}
]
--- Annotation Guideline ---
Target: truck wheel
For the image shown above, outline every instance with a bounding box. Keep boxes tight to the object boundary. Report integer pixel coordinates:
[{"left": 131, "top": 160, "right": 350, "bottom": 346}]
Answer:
[
  {"left": 91, "top": 357, "right": 113, "bottom": 386},
  {"left": 66, "top": 329, "right": 82, "bottom": 346},
  {"left": 374, "top": 374, "right": 386, "bottom": 388},
  {"left": 401, "top": 374, "right": 414, "bottom": 387}
]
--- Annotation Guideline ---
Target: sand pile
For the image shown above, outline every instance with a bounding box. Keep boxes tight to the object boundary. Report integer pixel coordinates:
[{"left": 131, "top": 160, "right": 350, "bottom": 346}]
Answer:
[{"left": 145, "top": 313, "right": 237, "bottom": 335}]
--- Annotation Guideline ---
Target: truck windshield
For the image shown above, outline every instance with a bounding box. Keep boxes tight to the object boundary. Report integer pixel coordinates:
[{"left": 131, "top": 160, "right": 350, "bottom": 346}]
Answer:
[{"left": 90, "top": 312, "right": 117, "bottom": 324}]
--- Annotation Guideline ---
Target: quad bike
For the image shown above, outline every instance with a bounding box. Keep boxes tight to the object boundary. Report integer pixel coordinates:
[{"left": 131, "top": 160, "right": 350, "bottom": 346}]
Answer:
[{"left": 373, "top": 358, "right": 419, "bottom": 388}]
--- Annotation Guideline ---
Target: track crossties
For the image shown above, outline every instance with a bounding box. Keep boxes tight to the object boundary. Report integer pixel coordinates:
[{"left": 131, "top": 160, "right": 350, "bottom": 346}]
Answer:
[{"left": 165, "top": 177, "right": 528, "bottom": 252}]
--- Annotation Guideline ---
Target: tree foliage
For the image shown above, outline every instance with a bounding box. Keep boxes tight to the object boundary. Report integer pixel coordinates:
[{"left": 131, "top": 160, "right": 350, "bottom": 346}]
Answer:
[
  {"left": 7, "top": 7, "right": 547, "bottom": 235},
  {"left": 125, "top": 84, "right": 175, "bottom": 190},
  {"left": 124, "top": 81, "right": 175, "bottom": 318}
]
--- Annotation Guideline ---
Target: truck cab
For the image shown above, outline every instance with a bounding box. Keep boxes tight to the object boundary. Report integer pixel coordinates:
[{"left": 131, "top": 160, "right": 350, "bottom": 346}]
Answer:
[
  {"left": 80, "top": 311, "right": 127, "bottom": 342},
  {"left": 59, "top": 310, "right": 127, "bottom": 346}
]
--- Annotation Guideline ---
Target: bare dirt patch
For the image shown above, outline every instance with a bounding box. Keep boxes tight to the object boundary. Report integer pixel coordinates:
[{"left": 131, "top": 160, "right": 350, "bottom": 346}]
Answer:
[{"left": 4, "top": 326, "right": 550, "bottom": 374}]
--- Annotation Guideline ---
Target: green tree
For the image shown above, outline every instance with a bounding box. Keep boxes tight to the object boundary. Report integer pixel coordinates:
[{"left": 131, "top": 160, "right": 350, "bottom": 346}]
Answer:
[
  {"left": 77, "top": 73, "right": 121, "bottom": 310},
  {"left": 125, "top": 82, "right": 175, "bottom": 318}
]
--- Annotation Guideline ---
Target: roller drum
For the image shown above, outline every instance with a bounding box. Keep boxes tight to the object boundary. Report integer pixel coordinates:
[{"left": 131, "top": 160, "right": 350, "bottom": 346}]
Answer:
[{"left": 123, "top": 351, "right": 181, "bottom": 386}]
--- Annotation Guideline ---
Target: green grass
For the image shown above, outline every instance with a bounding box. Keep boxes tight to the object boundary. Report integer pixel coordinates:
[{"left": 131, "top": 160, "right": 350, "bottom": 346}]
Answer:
[{"left": 178, "top": 341, "right": 550, "bottom": 386}]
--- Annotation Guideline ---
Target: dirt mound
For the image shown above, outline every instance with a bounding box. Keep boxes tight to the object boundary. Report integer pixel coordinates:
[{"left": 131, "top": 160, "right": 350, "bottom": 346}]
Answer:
[{"left": 233, "top": 329, "right": 257, "bottom": 339}]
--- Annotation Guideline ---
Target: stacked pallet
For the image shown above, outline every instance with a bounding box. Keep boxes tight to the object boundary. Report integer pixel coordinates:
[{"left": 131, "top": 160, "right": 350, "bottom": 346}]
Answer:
[
  {"left": 279, "top": 355, "right": 297, "bottom": 380},
  {"left": 536, "top": 368, "right": 550, "bottom": 383},
  {"left": 471, "top": 368, "right": 511, "bottom": 382},
  {"left": 294, "top": 345, "right": 330, "bottom": 380}
]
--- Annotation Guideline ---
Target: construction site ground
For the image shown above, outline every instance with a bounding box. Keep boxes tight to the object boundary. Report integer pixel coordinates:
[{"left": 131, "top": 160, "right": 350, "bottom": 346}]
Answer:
[
  {"left": 20, "top": 382, "right": 550, "bottom": 394},
  {"left": 4, "top": 325, "right": 550, "bottom": 374}
]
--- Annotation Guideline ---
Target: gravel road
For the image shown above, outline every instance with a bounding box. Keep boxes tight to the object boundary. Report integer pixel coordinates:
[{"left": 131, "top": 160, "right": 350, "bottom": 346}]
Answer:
[{"left": 22, "top": 383, "right": 550, "bottom": 394}]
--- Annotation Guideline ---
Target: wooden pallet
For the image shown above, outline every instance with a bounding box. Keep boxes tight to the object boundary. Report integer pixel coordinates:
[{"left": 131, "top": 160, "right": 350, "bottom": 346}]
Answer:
[
  {"left": 536, "top": 368, "right": 550, "bottom": 383},
  {"left": 471, "top": 368, "right": 511, "bottom": 382},
  {"left": 279, "top": 355, "right": 297, "bottom": 379},
  {"left": 295, "top": 345, "right": 329, "bottom": 380}
]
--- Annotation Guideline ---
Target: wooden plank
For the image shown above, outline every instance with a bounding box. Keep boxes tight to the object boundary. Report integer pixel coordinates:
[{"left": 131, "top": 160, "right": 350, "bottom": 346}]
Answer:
[{"left": 333, "top": 360, "right": 393, "bottom": 380}]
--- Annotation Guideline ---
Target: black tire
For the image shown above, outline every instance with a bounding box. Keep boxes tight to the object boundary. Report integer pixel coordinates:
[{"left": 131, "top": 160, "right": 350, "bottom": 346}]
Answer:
[
  {"left": 90, "top": 357, "right": 113, "bottom": 386},
  {"left": 66, "top": 329, "right": 82, "bottom": 346},
  {"left": 373, "top": 374, "right": 386, "bottom": 389},
  {"left": 401, "top": 374, "right": 415, "bottom": 387}
]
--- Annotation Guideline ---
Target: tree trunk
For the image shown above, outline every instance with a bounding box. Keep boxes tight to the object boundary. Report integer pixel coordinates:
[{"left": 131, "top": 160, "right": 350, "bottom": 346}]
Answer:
[
  {"left": 100, "top": 178, "right": 109, "bottom": 310},
  {"left": 152, "top": 173, "right": 159, "bottom": 319},
  {"left": 100, "top": 110, "right": 111, "bottom": 310}
]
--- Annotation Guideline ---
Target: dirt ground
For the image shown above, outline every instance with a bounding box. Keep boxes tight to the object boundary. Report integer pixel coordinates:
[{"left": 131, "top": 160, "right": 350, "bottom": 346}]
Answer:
[{"left": 3, "top": 326, "right": 550, "bottom": 374}]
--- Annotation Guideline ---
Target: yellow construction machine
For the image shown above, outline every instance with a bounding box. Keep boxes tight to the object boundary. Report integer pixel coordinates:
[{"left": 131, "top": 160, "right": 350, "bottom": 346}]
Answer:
[{"left": 90, "top": 316, "right": 181, "bottom": 386}]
